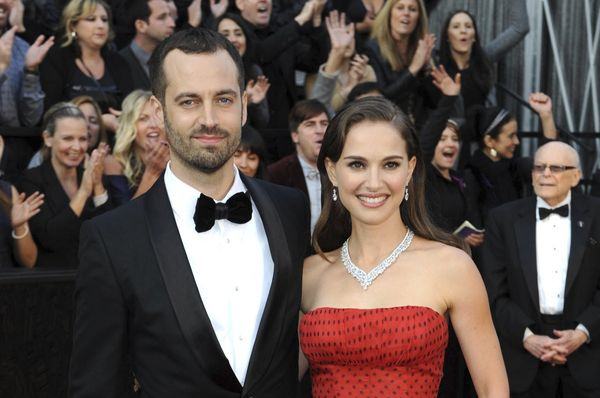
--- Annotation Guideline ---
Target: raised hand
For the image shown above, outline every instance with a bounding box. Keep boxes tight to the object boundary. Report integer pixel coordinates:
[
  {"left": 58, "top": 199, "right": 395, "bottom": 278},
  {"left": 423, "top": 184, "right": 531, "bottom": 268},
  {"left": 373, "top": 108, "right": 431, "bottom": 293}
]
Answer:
[
  {"left": 326, "top": 11, "right": 354, "bottom": 52},
  {"left": 10, "top": 186, "right": 44, "bottom": 229},
  {"left": 187, "top": 0, "right": 202, "bottom": 28},
  {"left": 0, "top": 25, "right": 18, "bottom": 74},
  {"left": 246, "top": 75, "right": 270, "bottom": 104},
  {"left": 431, "top": 65, "right": 461, "bottom": 96},
  {"left": 528, "top": 92, "right": 553, "bottom": 117},
  {"left": 348, "top": 54, "right": 369, "bottom": 84},
  {"left": 8, "top": 0, "right": 25, "bottom": 33},
  {"left": 25, "top": 35, "right": 55, "bottom": 71},
  {"left": 409, "top": 33, "right": 436, "bottom": 76},
  {"left": 210, "top": 0, "right": 228, "bottom": 19},
  {"left": 295, "top": 0, "right": 316, "bottom": 26},
  {"left": 312, "top": 0, "right": 327, "bottom": 27}
]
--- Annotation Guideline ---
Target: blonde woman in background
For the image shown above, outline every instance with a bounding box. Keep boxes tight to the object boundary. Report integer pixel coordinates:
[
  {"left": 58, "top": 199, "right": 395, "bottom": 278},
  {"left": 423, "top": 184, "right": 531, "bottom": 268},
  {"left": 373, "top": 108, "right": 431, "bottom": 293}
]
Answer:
[
  {"left": 104, "top": 90, "right": 168, "bottom": 206},
  {"left": 364, "top": 0, "right": 436, "bottom": 128}
]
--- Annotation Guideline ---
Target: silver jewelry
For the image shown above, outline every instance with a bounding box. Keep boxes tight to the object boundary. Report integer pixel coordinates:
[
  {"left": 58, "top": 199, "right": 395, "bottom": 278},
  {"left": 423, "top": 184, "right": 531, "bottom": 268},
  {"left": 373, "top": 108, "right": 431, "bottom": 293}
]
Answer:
[
  {"left": 332, "top": 187, "right": 338, "bottom": 202},
  {"left": 341, "top": 229, "right": 414, "bottom": 290},
  {"left": 404, "top": 186, "right": 409, "bottom": 201},
  {"left": 11, "top": 225, "right": 29, "bottom": 240}
]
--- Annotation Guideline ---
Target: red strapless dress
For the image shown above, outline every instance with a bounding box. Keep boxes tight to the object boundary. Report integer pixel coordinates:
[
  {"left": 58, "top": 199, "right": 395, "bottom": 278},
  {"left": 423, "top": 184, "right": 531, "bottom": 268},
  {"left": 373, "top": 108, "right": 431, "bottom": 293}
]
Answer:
[{"left": 300, "top": 306, "right": 448, "bottom": 398}]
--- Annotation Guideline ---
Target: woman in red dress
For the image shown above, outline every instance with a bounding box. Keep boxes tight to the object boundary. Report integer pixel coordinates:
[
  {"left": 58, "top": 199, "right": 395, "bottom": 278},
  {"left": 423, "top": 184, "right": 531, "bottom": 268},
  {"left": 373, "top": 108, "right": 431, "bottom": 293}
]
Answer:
[{"left": 299, "top": 97, "right": 508, "bottom": 397}]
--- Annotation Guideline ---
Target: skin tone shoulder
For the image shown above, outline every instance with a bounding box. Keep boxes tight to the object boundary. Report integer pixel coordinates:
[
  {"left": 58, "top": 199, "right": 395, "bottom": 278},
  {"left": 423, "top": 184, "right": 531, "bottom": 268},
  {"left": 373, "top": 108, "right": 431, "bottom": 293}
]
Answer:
[{"left": 300, "top": 117, "right": 508, "bottom": 396}]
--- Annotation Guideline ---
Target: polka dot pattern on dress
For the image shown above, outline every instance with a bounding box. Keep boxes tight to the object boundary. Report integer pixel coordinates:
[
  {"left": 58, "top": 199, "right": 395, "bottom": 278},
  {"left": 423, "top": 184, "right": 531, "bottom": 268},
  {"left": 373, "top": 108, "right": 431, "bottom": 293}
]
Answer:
[{"left": 299, "top": 306, "right": 448, "bottom": 398}]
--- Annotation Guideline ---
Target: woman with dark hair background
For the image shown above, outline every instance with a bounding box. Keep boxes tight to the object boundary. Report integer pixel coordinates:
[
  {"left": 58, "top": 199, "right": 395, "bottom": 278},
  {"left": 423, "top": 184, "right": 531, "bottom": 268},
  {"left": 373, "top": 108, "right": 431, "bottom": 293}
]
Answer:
[
  {"left": 466, "top": 93, "right": 558, "bottom": 224},
  {"left": 299, "top": 97, "right": 508, "bottom": 397},
  {"left": 234, "top": 125, "right": 270, "bottom": 179},
  {"left": 216, "top": 12, "right": 271, "bottom": 129}
]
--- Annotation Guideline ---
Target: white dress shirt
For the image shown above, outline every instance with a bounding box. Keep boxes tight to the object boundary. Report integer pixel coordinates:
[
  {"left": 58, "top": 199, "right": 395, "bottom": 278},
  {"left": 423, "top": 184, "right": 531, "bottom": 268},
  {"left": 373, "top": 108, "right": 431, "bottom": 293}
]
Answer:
[
  {"left": 524, "top": 192, "right": 589, "bottom": 341},
  {"left": 297, "top": 154, "right": 321, "bottom": 233},
  {"left": 164, "top": 164, "right": 274, "bottom": 385}
]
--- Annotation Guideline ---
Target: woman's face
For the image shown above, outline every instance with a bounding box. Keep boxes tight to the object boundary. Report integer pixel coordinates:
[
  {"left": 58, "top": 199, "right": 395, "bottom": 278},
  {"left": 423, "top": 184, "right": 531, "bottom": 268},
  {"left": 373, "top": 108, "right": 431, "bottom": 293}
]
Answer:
[
  {"left": 326, "top": 120, "right": 416, "bottom": 227},
  {"left": 234, "top": 149, "right": 260, "bottom": 177},
  {"left": 390, "top": 0, "right": 420, "bottom": 41},
  {"left": 432, "top": 127, "right": 459, "bottom": 171},
  {"left": 218, "top": 18, "right": 247, "bottom": 56},
  {"left": 78, "top": 102, "right": 101, "bottom": 150},
  {"left": 73, "top": 5, "right": 109, "bottom": 50},
  {"left": 489, "top": 119, "right": 520, "bottom": 159},
  {"left": 47, "top": 117, "right": 89, "bottom": 169},
  {"left": 447, "top": 12, "right": 476, "bottom": 56},
  {"left": 134, "top": 100, "right": 165, "bottom": 150}
]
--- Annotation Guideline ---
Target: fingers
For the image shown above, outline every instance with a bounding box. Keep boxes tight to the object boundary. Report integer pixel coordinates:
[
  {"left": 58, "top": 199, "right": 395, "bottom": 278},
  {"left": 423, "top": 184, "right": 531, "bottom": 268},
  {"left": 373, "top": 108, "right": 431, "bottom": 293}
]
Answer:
[
  {"left": 32, "top": 34, "right": 45, "bottom": 48},
  {"left": 108, "top": 107, "right": 122, "bottom": 117},
  {"left": 455, "top": 73, "right": 462, "bottom": 86}
]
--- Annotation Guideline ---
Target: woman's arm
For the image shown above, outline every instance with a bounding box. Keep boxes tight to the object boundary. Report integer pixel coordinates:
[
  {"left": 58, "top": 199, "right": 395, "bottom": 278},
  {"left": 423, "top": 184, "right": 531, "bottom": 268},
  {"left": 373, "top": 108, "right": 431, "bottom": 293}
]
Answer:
[
  {"left": 484, "top": 0, "right": 530, "bottom": 62},
  {"left": 445, "top": 249, "right": 509, "bottom": 397},
  {"left": 10, "top": 186, "right": 43, "bottom": 268}
]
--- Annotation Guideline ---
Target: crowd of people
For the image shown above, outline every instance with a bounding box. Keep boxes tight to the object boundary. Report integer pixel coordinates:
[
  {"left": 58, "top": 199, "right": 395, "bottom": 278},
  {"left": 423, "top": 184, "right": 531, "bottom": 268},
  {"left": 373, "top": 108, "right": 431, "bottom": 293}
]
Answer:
[{"left": 0, "top": 0, "right": 598, "bottom": 397}]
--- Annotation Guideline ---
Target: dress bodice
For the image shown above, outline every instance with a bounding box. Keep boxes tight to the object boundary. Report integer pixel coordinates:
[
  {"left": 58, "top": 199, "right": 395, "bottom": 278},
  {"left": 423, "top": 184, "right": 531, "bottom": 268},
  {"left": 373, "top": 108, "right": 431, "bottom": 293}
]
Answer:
[{"left": 300, "top": 306, "right": 448, "bottom": 397}]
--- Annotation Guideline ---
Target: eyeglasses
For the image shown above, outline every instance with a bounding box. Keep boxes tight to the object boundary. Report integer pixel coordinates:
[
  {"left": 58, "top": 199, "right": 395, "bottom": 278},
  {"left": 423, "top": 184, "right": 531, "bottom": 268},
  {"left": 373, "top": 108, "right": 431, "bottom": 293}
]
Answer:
[{"left": 532, "top": 164, "right": 578, "bottom": 174}]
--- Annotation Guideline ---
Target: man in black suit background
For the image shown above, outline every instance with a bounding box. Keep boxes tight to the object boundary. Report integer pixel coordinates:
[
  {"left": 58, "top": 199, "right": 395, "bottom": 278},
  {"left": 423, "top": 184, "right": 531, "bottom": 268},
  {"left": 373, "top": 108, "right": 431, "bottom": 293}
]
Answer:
[
  {"left": 69, "top": 28, "right": 310, "bottom": 397},
  {"left": 482, "top": 141, "right": 600, "bottom": 397},
  {"left": 120, "top": 0, "right": 176, "bottom": 90}
]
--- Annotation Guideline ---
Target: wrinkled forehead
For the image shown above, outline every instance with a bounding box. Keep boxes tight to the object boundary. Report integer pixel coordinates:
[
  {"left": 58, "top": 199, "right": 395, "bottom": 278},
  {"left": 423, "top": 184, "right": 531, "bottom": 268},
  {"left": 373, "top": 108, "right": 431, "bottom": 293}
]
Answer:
[{"left": 534, "top": 143, "right": 580, "bottom": 167}]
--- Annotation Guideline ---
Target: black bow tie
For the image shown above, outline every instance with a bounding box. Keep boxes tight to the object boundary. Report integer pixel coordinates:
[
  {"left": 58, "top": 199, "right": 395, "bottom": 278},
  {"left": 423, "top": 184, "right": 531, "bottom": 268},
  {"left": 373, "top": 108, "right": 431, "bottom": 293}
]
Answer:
[
  {"left": 193, "top": 192, "right": 252, "bottom": 233},
  {"left": 539, "top": 204, "right": 569, "bottom": 220}
]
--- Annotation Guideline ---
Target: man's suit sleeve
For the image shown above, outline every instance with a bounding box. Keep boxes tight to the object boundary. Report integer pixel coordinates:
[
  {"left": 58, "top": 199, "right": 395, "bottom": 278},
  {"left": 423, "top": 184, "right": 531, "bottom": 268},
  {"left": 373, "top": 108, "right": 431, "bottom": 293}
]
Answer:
[
  {"left": 482, "top": 209, "right": 536, "bottom": 347},
  {"left": 70, "top": 220, "right": 132, "bottom": 398},
  {"left": 575, "top": 266, "right": 600, "bottom": 342}
]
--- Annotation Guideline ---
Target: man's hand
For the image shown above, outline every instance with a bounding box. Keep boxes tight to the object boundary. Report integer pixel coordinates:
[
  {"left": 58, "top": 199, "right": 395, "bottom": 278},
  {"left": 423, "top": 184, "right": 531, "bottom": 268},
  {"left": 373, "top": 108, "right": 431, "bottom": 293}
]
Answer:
[
  {"left": 550, "top": 329, "right": 588, "bottom": 357},
  {"left": 524, "top": 334, "right": 567, "bottom": 365},
  {"left": 24, "top": 35, "right": 55, "bottom": 72}
]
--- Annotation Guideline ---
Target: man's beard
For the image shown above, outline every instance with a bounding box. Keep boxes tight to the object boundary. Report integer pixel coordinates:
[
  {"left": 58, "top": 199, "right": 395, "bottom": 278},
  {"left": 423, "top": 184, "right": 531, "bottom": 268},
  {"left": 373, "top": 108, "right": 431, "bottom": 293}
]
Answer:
[{"left": 164, "top": 116, "right": 241, "bottom": 174}]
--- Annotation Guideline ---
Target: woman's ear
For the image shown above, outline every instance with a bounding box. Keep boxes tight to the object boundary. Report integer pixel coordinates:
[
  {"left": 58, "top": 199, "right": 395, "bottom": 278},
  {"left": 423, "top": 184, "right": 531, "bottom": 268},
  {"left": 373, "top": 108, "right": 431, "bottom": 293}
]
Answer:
[
  {"left": 406, "top": 155, "right": 417, "bottom": 186},
  {"left": 325, "top": 157, "right": 337, "bottom": 187},
  {"left": 483, "top": 134, "right": 494, "bottom": 149},
  {"left": 42, "top": 131, "right": 52, "bottom": 148}
]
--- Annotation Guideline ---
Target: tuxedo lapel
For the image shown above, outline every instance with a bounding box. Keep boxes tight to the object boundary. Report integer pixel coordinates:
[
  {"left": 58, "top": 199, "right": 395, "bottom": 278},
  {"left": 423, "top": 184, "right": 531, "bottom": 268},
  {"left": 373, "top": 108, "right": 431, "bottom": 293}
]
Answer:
[
  {"left": 241, "top": 175, "right": 294, "bottom": 394},
  {"left": 514, "top": 199, "right": 540, "bottom": 311},
  {"left": 565, "top": 194, "right": 591, "bottom": 296},
  {"left": 144, "top": 177, "right": 242, "bottom": 392}
]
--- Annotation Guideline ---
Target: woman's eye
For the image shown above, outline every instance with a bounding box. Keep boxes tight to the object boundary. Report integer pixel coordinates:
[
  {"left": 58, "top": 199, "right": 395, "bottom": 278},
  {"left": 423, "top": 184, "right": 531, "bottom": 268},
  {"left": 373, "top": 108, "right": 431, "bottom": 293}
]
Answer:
[
  {"left": 384, "top": 162, "right": 400, "bottom": 169},
  {"left": 348, "top": 161, "right": 365, "bottom": 169}
]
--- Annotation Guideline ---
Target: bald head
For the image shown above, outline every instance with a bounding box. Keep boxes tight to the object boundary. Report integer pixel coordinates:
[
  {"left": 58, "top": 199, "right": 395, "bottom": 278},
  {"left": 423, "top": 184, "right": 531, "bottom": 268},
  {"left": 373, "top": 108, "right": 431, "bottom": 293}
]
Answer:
[
  {"left": 532, "top": 141, "right": 581, "bottom": 207},
  {"left": 534, "top": 141, "right": 581, "bottom": 169}
]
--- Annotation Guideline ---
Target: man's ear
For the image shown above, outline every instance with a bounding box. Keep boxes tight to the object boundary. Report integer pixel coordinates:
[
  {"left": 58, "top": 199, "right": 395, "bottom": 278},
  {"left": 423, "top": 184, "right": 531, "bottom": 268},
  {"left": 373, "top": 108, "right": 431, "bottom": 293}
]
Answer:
[
  {"left": 135, "top": 19, "right": 148, "bottom": 34},
  {"left": 324, "top": 157, "right": 337, "bottom": 186},
  {"left": 150, "top": 95, "right": 164, "bottom": 123},
  {"left": 241, "top": 90, "right": 248, "bottom": 127},
  {"left": 291, "top": 131, "right": 299, "bottom": 144},
  {"left": 235, "top": 0, "right": 245, "bottom": 12}
]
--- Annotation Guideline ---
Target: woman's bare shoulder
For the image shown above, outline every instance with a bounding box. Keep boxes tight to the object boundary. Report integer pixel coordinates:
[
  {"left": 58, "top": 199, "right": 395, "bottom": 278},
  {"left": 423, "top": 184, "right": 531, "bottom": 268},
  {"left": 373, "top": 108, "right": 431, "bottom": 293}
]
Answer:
[
  {"left": 411, "top": 237, "right": 475, "bottom": 275},
  {"left": 303, "top": 250, "right": 339, "bottom": 277}
]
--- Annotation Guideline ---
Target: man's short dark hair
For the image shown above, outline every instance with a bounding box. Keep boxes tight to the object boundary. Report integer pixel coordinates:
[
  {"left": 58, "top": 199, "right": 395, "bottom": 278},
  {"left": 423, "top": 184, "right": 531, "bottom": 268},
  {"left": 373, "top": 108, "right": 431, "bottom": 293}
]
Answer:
[
  {"left": 289, "top": 99, "right": 329, "bottom": 133},
  {"left": 149, "top": 28, "right": 245, "bottom": 104},
  {"left": 129, "top": 0, "right": 152, "bottom": 28}
]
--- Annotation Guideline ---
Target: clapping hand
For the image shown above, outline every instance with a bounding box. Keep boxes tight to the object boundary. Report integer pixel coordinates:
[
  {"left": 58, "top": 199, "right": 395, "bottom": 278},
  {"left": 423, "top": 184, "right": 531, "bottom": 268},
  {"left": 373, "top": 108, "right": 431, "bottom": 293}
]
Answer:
[
  {"left": 312, "top": 0, "right": 327, "bottom": 27},
  {"left": 8, "top": 0, "right": 25, "bottom": 33},
  {"left": 25, "top": 35, "right": 55, "bottom": 72},
  {"left": 326, "top": 11, "right": 354, "bottom": 53},
  {"left": 0, "top": 25, "right": 18, "bottom": 74},
  {"left": 348, "top": 54, "right": 369, "bottom": 85},
  {"left": 142, "top": 140, "right": 170, "bottom": 177},
  {"left": 528, "top": 92, "right": 553, "bottom": 117},
  {"left": 10, "top": 186, "right": 43, "bottom": 229},
  {"left": 409, "top": 33, "right": 436, "bottom": 76},
  {"left": 431, "top": 65, "right": 461, "bottom": 96},
  {"left": 246, "top": 75, "right": 270, "bottom": 104}
]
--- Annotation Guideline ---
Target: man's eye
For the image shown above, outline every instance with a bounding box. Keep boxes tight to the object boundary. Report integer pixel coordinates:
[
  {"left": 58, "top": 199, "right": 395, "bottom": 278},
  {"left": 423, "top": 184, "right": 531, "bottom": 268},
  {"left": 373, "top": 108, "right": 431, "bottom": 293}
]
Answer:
[{"left": 217, "top": 98, "right": 233, "bottom": 105}]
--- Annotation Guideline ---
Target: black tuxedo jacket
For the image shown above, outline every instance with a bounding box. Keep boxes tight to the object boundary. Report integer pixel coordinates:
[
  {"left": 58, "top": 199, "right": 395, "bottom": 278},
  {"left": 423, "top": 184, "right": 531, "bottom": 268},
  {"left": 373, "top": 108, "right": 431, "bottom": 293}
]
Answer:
[
  {"left": 119, "top": 45, "right": 151, "bottom": 91},
  {"left": 482, "top": 194, "right": 600, "bottom": 393},
  {"left": 69, "top": 174, "right": 310, "bottom": 397}
]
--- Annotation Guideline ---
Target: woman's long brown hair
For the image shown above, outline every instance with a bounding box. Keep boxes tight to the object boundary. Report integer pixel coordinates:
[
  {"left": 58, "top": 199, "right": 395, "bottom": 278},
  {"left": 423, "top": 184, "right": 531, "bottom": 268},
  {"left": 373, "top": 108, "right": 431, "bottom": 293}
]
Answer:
[{"left": 313, "top": 97, "right": 469, "bottom": 258}]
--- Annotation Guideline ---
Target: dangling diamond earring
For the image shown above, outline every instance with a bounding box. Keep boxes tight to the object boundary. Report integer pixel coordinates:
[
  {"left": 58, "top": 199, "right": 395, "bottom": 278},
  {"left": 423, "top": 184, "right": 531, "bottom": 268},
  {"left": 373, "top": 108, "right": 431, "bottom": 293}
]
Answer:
[
  {"left": 404, "top": 186, "right": 409, "bottom": 201},
  {"left": 332, "top": 187, "right": 338, "bottom": 202}
]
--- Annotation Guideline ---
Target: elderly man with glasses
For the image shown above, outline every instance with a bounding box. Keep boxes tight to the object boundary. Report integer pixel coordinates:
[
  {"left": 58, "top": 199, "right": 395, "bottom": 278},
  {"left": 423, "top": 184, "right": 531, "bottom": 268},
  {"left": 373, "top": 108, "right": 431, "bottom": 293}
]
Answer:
[{"left": 481, "top": 141, "right": 600, "bottom": 397}]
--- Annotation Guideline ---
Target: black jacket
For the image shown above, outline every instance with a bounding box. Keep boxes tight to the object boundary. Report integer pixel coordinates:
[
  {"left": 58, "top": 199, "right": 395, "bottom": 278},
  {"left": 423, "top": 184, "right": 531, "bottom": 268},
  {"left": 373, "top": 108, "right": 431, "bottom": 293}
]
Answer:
[
  {"left": 119, "top": 45, "right": 151, "bottom": 90},
  {"left": 17, "top": 160, "right": 112, "bottom": 268},
  {"left": 69, "top": 174, "right": 310, "bottom": 397},
  {"left": 482, "top": 194, "right": 600, "bottom": 392}
]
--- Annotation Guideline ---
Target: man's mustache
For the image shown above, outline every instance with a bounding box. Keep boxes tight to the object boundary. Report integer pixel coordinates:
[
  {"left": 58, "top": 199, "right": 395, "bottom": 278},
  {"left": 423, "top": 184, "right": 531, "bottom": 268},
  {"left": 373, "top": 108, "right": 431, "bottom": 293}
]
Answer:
[{"left": 190, "top": 126, "right": 229, "bottom": 138}]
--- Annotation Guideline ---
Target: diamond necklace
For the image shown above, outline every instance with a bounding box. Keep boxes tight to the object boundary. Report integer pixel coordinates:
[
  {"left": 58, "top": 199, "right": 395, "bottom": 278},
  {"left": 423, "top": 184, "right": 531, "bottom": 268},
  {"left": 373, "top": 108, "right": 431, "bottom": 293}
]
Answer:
[{"left": 341, "top": 229, "right": 415, "bottom": 290}]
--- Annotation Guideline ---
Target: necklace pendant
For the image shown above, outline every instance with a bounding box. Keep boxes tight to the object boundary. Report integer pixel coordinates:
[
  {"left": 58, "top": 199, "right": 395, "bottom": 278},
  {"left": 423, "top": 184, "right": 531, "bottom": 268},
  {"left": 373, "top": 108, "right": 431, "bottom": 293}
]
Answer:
[{"left": 341, "top": 229, "right": 414, "bottom": 290}]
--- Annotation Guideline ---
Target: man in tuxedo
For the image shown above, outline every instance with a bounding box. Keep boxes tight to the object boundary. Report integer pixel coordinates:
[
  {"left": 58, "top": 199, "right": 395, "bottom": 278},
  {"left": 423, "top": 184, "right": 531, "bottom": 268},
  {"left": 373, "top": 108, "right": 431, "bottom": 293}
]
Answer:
[
  {"left": 482, "top": 141, "right": 600, "bottom": 397},
  {"left": 268, "top": 99, "right": 329, "bottom": 233},
  {"left": 69, "top": 28, "right": 310, "bottom": 397}
]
